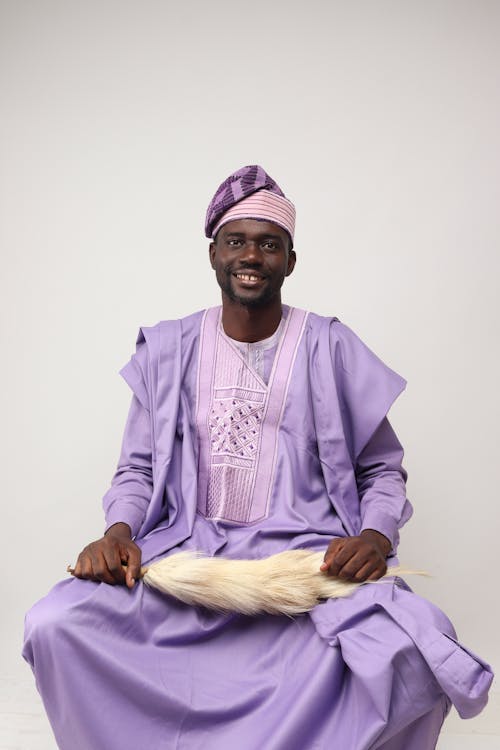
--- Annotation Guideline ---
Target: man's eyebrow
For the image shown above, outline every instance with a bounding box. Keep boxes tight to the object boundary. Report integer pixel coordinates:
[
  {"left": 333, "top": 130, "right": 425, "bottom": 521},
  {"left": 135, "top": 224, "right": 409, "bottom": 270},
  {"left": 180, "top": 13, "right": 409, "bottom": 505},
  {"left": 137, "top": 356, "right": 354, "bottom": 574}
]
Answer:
[
  {"left": 260, "top": 234, "right": 283, "bottom": 241},
  {"left": 224, "top": 231, "right": 284, "bottom": 241}
]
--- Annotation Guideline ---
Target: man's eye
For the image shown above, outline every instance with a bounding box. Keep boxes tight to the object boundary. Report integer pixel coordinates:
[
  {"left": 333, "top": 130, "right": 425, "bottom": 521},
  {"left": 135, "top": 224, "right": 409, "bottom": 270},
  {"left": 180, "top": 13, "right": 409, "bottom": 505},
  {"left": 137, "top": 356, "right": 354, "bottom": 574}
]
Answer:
[
  {"left": 227, "top": 239, "right": 242, "bottom": 247},
  {"left": 262, "top": 241, "right": 277, "bottom": 250}
]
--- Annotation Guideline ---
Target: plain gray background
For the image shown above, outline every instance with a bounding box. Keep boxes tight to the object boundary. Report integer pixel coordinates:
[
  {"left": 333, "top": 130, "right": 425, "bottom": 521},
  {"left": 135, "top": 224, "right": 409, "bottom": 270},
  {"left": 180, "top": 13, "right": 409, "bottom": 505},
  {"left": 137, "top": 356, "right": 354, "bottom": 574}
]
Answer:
[{"left": 1, "top": 0, "right": 498, "bottom": 741}]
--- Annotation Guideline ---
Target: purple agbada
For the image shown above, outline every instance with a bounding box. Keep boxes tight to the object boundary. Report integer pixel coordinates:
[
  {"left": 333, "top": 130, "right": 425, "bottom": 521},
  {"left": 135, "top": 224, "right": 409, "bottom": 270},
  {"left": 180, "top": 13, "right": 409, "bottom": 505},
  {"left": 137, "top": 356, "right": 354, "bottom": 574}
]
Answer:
[{"left": 23, "top": 308, "right": 493, "bottom": 750}]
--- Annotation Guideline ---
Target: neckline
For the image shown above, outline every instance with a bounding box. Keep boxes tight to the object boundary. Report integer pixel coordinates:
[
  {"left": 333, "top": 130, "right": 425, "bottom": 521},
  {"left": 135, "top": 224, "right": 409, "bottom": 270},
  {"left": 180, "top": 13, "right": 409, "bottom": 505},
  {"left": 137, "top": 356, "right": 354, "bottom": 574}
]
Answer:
[{"left": 218, "top": 305, "right": 290, "bottom": 351}]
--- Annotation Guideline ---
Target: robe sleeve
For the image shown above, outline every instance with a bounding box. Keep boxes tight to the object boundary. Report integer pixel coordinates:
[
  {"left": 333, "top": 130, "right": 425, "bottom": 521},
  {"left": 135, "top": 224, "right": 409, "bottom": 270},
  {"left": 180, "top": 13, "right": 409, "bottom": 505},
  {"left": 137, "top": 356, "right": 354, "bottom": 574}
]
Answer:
[
  {"left": 102, "top": 331, "right": 154, "bottom": 537},
  {"left": 118, "top": 330, "right": 150, "bottom": 412},
  {"left": 356, "top": 417, "right": 413, "bottom": 549},
  {"left": 102, "top": 394, "right": 153, "bottom": 537},
  {"left": 331, "top": 320, "right": 412, "bottom": 547},
  {"left": 332, "top": 320, "right": 407, "bottom": 459}
]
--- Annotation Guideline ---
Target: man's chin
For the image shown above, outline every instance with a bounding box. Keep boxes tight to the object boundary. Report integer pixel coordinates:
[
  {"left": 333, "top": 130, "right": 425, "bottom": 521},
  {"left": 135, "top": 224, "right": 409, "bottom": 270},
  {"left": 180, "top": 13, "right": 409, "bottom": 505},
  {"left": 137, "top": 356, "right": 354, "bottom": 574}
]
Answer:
[
  {"left": 229, "top": 291, "right": 270, "bottom": 308},
  {"left": 221, "top": 281, "right": 272, "bottom": 308}
]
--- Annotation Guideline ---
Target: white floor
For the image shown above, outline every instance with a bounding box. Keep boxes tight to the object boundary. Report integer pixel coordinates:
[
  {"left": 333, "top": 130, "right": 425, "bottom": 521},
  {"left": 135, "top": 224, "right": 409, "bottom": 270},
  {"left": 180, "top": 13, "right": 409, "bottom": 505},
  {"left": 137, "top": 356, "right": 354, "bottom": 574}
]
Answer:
[{"left": 1, "top": 673, "right": 499, "bottom": 750}]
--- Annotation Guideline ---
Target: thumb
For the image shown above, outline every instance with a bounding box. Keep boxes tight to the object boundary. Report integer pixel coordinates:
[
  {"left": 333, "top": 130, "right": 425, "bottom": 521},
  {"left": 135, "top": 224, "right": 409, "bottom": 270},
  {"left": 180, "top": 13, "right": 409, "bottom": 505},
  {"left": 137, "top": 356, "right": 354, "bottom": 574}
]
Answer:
[{"left": 121, "top": 544, "right": 142, "bottom": 589}]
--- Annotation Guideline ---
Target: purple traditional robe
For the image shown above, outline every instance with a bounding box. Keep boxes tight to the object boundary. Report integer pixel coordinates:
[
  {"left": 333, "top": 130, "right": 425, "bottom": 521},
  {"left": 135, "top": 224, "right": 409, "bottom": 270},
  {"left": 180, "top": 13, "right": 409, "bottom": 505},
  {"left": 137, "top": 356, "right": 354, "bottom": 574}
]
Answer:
[{"left": 23, "top": 307, "right": 493, "bottom": 750}]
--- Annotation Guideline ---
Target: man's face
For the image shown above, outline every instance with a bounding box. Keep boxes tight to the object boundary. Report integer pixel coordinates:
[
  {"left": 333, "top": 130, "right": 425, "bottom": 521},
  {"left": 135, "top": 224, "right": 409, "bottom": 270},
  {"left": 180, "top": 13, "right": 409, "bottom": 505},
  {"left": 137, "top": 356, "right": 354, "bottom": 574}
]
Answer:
[{"left": 209, "top": 219, "right": 296, "bottom": 308}]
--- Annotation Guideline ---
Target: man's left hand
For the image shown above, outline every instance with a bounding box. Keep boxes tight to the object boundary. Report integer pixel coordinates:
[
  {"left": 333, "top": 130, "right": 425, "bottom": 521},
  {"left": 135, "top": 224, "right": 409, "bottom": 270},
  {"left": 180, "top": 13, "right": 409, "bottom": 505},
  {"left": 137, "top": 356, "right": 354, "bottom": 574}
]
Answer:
[{"left": 320, "top": 529, "right": 391, "bottom": 582}]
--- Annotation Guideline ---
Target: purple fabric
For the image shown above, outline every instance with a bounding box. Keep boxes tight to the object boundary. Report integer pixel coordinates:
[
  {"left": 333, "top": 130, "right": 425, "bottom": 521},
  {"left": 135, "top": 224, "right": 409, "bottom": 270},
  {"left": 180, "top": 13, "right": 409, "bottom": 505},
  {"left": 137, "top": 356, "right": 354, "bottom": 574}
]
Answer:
[
  {"left": 196, "top": 307, "right": 307, "bottom": 524},
  {"left": 204, "top": 165, "right": 285, "bottom": 239},
  {"left": 24, "top": 578, "right": 457, "bottom": 750},
  {"left": 103, "top": 308, "right": 411, "bottom": 552},
  {"left": 23, "top": 309, "right": 493, "bottom": 750}
]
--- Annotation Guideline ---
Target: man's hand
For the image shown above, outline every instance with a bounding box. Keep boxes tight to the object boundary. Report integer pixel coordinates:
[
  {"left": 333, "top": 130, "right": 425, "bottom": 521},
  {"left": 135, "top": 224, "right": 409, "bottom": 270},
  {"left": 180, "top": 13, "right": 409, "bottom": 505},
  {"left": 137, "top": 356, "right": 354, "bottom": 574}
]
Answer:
[
  {"left": 320, "top": 529, "right": 391, "bottom": 582},
  {"left": 71, "top": 523, "right": 141, "bottom": 588}
]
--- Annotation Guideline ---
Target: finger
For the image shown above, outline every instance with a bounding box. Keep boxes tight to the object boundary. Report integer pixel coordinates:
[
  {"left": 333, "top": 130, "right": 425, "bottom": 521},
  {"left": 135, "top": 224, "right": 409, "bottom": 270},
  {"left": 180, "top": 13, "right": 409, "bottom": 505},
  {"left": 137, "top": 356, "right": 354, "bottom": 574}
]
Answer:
[
  {"left": 122, "top": 544, "right": 142, "bottom": 588},
  {"left": 334, "top": 541, "right": 383, "bottom": 576},
  {"left": 320, "top": 540, "right": 345, "bottom": 571},
  {"left": 336, "top": 550, "right": 373, "bottom": 580},
  {"left": 73, "top": 551, "right": 93, "bottom": 580},
  {"left": 326, "top": 544, "right": 359, "bottom": 577},
  {"left": 351, "top": 560, "right": 378, "bottom": 583},
  {"left": 72, "top": 559, "right": 82, "bottom": 578},
  {"left": 320, "top": 539, "right": 346, "bottom": 573},
  {"left": 88, "top": 548, "right": 116, "bottom": 585},
  {"left": 72, "top": 552, "right": 84, "bottom": 578},
  {"left": 102, "top": 543, "right": 127, "bottom": 586},
  {"left": 367, "top": 562, "right": 388, "bottom": 581}
]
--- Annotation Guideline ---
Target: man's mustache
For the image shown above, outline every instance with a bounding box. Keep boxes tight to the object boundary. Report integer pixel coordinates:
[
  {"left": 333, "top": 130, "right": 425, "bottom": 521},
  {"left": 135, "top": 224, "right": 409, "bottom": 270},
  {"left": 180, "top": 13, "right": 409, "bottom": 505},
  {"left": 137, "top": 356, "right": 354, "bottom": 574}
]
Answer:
[{"left": 224, "top": 265, "right": 266, "bottom": 276}]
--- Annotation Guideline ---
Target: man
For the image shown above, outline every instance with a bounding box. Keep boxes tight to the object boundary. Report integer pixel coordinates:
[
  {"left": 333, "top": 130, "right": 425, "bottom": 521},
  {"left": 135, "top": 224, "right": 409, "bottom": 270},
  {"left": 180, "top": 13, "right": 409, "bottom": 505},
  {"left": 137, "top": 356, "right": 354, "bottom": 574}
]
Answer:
[{"left": 24, "top": 165, "right": 492, "bottom": 750}]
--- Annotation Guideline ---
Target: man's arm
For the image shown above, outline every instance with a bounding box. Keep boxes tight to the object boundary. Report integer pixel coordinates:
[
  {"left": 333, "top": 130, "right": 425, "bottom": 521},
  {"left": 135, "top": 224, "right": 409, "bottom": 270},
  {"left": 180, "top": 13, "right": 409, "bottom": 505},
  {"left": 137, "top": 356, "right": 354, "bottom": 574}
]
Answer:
[
  {"left": 71, "top": 395, "right": 153, "bottom": 587},
  {"left": 321, "top": 417, "right": 411, "bottom": 581}
]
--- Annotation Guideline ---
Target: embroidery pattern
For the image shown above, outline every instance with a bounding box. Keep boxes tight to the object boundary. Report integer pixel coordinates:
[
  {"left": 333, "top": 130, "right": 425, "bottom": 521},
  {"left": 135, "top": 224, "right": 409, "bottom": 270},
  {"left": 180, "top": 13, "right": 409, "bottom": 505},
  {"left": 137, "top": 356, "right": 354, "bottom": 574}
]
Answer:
[
  {"left": 209, "top": 391, "right": 264, "bottom": 461},
  {"left": 196, "top": 306, "right": 308, "bottom": 526},
  {"left": 206, "top": 336, "right": 267, "bottom": 522}
]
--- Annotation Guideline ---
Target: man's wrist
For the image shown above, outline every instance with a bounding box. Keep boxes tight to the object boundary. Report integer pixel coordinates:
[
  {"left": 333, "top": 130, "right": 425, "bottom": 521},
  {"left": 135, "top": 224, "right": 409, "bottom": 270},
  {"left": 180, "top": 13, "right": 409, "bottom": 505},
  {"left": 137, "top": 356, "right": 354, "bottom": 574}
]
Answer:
[
  {"left": 360, "top": 528, "right": 392, "bottom": 557},
  {"left": 105, "top": 522, "right": 132, "bottom": 540}
]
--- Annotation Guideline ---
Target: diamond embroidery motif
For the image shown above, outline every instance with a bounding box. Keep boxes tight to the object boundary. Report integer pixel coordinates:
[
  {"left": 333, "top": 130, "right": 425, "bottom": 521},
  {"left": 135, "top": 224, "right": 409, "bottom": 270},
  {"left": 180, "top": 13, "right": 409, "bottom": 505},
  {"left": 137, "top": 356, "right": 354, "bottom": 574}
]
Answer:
[{"left": 209, "top": 398, "right": 264, "bottom": 460}]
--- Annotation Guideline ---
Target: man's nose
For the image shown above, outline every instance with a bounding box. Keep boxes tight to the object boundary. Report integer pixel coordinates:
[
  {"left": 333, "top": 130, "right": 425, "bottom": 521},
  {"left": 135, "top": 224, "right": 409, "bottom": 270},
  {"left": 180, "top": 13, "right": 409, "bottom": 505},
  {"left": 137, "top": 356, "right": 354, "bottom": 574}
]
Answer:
[{"left": 240, "top": 240, "right": 263, "bottom": 263}]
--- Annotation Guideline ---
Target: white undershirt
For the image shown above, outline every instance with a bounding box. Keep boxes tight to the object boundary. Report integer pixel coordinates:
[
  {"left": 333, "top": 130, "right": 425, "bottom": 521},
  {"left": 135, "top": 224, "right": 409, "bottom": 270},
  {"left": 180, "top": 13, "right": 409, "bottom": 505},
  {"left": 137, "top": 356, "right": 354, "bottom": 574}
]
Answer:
[{"left": 222, "top": 317, "right": 286, "bottom": 384}]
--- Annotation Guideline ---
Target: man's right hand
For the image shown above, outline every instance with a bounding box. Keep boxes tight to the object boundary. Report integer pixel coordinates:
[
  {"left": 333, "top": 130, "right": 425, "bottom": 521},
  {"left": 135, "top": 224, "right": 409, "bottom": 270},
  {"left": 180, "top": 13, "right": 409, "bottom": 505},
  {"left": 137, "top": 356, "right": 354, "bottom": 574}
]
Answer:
[{"left": 72, "top": 522, "right": 141, "bottom": 588}]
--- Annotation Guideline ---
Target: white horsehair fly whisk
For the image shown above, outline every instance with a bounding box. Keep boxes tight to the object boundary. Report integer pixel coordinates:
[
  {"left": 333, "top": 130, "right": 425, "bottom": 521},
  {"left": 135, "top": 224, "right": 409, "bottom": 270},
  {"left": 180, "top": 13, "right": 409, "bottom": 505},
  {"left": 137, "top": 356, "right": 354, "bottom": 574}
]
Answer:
[{"left": 69, "top": 549, "right": 423, "bottom": 616}]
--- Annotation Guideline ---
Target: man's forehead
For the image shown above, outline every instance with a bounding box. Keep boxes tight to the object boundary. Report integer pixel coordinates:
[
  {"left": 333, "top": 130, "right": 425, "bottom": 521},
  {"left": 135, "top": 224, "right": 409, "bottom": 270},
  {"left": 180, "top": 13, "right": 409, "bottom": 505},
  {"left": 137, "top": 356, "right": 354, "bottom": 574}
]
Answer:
[{"left": 219, "top": 218, "right": 289, "bottom": 240}]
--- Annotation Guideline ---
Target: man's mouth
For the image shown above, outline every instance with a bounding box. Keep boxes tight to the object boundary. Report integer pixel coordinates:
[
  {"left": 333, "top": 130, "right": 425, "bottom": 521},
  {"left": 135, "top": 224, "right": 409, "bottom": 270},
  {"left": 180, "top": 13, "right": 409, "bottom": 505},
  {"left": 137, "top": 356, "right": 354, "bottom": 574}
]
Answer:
[{"left": 233, "top": 272, "right": 264, "bottom": 284}]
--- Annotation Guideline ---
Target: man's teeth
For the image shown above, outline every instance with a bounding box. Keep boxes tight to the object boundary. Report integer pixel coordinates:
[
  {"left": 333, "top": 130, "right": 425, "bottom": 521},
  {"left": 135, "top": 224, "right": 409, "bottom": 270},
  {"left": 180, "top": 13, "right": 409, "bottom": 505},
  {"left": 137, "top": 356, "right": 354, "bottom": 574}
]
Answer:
[{"left": 236, "top": 273, "right": 260, "bottom": 281}]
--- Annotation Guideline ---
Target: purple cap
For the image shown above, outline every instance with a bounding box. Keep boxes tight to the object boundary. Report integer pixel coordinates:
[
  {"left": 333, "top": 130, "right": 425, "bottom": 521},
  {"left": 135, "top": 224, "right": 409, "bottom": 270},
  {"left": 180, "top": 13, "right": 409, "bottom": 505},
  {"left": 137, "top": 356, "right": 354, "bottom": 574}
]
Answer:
[{"left": 205, "top": 165, "right": 285, "bottom": 239}]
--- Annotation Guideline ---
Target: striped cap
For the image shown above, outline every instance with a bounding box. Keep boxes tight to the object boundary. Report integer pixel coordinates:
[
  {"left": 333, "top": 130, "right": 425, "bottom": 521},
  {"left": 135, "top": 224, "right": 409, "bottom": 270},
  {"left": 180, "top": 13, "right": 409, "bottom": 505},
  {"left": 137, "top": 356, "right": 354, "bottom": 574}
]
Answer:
[
  {"left": 205, "top": 165, "right": 295, "bottom": 244},
  {"left": 211, "top": 191, "right": 296, "bottom": 244}
]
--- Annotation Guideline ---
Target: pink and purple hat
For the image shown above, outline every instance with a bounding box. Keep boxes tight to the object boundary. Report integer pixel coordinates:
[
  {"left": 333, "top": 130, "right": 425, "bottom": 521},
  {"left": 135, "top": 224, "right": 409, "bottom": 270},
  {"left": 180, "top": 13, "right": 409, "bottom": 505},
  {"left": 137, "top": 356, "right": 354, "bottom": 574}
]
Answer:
[{"left": 205, "top": 165, "right": 296, "bottom": 245}]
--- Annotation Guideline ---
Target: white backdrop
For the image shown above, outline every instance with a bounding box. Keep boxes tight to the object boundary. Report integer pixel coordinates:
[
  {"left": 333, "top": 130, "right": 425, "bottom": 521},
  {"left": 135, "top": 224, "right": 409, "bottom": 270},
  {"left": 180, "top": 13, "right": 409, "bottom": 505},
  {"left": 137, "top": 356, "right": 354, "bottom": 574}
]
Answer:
[{"left": 1, "top": 0, "right": 498, "bottom": 739}]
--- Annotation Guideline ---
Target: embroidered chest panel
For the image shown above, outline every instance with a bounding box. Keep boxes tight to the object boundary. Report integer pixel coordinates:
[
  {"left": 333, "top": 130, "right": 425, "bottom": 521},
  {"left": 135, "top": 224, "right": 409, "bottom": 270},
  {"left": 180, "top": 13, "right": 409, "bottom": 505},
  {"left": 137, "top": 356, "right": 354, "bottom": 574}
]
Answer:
[{"left": 196, "top": 307, "right": 308, "bottom": 525}]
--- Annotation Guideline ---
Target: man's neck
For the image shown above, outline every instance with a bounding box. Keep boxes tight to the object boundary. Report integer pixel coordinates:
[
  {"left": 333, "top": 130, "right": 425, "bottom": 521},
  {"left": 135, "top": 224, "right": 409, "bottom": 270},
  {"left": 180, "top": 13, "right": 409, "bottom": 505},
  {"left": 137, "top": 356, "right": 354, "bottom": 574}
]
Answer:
[{"left": 220, "top": 297, "right": 283, "bottom": 343}]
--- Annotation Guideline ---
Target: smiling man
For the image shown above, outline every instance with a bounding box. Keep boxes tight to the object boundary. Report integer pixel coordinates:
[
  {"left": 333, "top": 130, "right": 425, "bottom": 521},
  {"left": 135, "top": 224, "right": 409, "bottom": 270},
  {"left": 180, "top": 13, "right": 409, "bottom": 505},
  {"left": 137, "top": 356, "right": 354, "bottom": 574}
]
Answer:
[
  {"left": 211, "top": 218, "right": 294, "bottom": 308},
  {"left": 23, "top": 165, "right": 492, "bottom": 750}
]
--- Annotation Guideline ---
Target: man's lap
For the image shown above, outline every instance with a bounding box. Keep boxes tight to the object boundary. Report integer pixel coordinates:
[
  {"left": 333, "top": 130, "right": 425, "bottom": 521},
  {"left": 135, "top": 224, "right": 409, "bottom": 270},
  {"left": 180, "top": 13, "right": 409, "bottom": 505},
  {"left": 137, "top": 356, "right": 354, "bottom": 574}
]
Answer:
[{"left": 22, "top": 574, "right": 450, "bottom": 749}]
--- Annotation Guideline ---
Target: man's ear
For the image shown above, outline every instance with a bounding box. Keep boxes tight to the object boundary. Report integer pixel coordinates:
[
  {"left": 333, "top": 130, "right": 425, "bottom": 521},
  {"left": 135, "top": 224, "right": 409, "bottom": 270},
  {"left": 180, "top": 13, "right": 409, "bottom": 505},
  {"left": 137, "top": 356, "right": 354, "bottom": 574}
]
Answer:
[
  {"left": 209, "top": 242, "right": 216, "bottom": 269},
  {"left": 286, "top": 249, "right": 297, "bottom": 277}
]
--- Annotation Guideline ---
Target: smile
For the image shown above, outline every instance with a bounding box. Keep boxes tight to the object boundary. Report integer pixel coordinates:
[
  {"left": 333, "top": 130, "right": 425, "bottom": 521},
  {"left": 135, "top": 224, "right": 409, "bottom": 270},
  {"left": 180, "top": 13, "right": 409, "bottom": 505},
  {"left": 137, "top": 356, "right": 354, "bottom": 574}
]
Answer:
[{"left": 233, "top": 273, "right": 264, "bottom": 284}]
